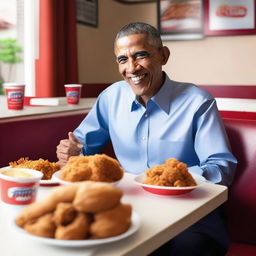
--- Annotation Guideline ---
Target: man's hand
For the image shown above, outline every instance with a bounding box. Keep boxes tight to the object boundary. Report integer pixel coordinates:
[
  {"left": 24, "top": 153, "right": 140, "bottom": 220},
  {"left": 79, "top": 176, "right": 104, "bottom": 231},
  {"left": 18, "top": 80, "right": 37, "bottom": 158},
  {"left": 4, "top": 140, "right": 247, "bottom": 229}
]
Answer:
[{"left": 56, "top": 132, "right": 83, "bottom": 167}]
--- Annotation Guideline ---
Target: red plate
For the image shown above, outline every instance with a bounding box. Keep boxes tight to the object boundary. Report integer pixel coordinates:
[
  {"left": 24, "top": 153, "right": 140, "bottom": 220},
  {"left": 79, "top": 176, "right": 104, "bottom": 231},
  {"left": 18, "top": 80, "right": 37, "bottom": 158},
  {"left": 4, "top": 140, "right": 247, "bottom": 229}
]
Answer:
[{"left": 134, "top": 173, "right": 206, "bottom": 195}]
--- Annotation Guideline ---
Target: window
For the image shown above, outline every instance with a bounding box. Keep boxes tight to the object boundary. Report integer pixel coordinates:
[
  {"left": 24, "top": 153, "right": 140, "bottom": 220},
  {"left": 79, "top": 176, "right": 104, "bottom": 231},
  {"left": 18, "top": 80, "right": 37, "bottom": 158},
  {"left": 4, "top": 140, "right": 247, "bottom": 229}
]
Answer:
[{"left": 0, "top": 0, "right": 39, "bottom": 96}]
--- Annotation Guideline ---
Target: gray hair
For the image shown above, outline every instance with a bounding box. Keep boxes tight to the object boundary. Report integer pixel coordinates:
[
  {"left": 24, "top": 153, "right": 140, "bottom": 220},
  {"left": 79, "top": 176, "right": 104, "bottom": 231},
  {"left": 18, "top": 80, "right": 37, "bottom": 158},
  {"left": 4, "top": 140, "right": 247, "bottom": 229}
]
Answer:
[{"left": 115, "top": 22, "right": 163, "bottom": 49}]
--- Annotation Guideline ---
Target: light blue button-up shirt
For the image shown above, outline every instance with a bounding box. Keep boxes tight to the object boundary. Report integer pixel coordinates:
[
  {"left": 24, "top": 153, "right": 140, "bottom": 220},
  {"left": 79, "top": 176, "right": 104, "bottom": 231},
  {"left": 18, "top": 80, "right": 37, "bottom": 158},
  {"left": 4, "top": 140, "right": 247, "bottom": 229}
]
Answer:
[{"left": 74, "top": 74, "right": 237, "bottom": 186}]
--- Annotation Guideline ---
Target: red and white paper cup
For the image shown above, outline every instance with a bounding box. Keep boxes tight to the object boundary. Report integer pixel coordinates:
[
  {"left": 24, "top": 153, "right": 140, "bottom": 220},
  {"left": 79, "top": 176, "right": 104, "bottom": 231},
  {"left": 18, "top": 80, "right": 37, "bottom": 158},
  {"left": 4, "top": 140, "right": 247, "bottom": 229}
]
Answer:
[
  {"left": 64, "top": 84, "right": 82, "bottom": 105},
  {"left": 0, "top": 168, "right": 43, "bottom": 205},
  {"left": 3, "top": 83, "right": 25, "bottom": 110}
]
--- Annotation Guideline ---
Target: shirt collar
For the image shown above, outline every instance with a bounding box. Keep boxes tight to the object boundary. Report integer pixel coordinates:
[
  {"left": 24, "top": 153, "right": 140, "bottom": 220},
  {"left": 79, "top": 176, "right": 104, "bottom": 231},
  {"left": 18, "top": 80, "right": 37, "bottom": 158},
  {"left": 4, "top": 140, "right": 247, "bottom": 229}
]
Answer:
[
  {"left": 151, "top": 73, "right": 172, "bottom": 114},
  {"left": 131, "top": 96, "right": 140, "bottom": 111}
]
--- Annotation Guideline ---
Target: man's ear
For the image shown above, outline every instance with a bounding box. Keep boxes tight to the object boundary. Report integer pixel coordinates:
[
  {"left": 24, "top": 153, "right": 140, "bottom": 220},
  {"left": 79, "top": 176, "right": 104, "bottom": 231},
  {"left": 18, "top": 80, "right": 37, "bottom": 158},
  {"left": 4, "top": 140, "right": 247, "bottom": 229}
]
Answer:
[{"left": 161, "top": 46, "right": 170, "bottom": 65}]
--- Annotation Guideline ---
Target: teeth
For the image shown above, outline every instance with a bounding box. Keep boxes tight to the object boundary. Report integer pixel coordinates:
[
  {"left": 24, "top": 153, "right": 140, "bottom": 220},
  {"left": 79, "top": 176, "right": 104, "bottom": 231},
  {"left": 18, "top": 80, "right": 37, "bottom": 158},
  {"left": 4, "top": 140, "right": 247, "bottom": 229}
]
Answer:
[{"left": 131, "top": 75, "right": 145, "bottom": 84}]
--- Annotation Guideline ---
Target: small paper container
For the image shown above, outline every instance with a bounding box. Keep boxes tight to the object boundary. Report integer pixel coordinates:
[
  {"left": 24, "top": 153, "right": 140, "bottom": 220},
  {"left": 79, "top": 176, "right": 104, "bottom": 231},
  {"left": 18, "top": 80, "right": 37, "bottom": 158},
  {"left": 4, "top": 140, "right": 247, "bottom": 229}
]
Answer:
[
  {"left": 0, "top": 168, "right": 43, "bottom": 205},
  {"left": 3, "top": 83, "right": 25, "bottom": 110},
  {"left": 64, "top": 84, "right": 82, "bottom": 105}
]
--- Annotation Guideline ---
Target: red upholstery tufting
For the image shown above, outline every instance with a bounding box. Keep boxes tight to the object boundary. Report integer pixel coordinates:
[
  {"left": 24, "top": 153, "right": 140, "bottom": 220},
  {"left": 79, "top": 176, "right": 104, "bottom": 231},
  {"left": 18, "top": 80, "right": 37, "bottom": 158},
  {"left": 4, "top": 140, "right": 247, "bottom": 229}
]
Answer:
[{"left": 223, "top": 118, "right": 256, "bottom": 255}]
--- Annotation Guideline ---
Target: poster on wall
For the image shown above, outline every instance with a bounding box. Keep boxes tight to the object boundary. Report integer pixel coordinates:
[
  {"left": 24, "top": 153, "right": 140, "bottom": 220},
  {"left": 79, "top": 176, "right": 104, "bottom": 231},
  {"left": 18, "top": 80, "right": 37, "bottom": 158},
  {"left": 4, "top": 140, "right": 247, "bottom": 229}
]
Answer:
[
  {"left": 157, "top": 0, "right": 204, "bottom": 40},
  {"left": 114, "top": 0, "right": 154, "bottom": 3},
  {"left": 76, "top": 0, "right": 98, "bottom": 27},
  {"left": 204, "top": 0, "right": 256, "bottom": 36}
]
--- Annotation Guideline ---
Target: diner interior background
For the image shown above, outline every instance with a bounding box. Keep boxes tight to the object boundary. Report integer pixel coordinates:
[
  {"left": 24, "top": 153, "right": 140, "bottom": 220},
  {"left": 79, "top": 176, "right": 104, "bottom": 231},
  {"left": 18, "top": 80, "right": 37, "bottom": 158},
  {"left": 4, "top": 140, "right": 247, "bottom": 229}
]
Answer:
[
  {"left": 76, "top": 1, "right": 256, "bottom": 89},
  {"left": 1, "top": 0, "right": 256, "bottom": 97}
]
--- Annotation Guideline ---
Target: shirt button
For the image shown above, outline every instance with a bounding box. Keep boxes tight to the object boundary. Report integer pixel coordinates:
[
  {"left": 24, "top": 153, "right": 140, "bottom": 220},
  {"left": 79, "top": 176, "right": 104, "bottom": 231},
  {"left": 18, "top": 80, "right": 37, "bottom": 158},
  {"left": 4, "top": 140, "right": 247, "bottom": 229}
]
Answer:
[
  {"left": 144, "top": 114, "right": 148, "bottom": 118},
  {"left": 142, "top": 136, "right": 147, "bottom": 140}
]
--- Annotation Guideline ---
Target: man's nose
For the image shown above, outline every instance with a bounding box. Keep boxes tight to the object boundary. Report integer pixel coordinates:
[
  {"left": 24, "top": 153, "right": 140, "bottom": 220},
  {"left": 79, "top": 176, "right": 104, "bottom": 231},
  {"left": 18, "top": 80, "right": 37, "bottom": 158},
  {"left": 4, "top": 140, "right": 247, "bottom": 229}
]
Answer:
[{"left": 127, "top": 59, "right": 139, "bottom": 73}]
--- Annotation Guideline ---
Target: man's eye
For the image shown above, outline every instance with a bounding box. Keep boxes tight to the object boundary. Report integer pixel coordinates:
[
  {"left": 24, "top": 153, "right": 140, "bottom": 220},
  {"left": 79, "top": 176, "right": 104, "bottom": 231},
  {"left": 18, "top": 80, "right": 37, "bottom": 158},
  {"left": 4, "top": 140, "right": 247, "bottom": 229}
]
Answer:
[
  {"left": 135, "top": 53, "right": 149, "bottom": 59},
  {"left": 117, "top": 57, "right": 127, "bottom": 64}
]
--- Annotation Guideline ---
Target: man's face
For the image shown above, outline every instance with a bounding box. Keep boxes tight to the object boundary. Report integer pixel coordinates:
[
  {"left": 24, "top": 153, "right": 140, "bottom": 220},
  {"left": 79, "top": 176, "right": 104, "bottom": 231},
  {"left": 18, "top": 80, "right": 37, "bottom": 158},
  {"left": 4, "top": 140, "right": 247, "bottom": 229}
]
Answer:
[{"left": 114, "top": 33, "right": 169, "bottom": 104}]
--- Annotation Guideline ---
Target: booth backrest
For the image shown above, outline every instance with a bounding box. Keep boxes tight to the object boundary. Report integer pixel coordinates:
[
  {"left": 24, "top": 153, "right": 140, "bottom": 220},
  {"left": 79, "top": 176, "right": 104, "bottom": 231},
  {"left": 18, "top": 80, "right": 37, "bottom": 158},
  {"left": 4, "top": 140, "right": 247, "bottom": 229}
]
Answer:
[
  {"left": 223, "top": 118, "right": 256, "bottom": 245},
  {"left": 0, "top": 113, "right": 86, "bottom": 167}
]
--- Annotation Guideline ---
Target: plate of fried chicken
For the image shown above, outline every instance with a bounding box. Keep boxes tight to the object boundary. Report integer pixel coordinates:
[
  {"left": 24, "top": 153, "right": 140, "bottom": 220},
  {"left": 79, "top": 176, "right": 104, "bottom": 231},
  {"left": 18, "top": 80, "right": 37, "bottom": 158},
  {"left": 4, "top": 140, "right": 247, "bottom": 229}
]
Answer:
[
  {"left": 134, "top": 158, "right": 206, "bottom": 195},
  {"left": 8, "top": 157, "right": 60, "bottom": 186},
  {"left": 52, "top": 154, "right": 124, "bottom": 185},
  {"left": 14, "top": 181, "right": 140, "bottom": 247}
]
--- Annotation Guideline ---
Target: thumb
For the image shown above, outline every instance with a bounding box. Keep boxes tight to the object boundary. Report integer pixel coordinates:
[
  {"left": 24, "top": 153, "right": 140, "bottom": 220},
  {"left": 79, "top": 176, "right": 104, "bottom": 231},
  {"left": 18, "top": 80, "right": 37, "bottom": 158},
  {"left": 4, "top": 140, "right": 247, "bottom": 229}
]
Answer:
[{"left": 68, "top": 132, "right": 83, "bottom": 147}]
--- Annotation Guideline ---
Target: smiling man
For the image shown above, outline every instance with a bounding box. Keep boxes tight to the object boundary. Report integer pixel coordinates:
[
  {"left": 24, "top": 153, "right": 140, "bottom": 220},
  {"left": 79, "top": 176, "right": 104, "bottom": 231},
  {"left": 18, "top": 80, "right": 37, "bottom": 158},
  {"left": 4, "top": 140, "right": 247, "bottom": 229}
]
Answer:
[
  {"left": 57, "top": 22, "right": 236, "bottom": 256},
  {"left": 114, "top": 32, "right": 170, "bottom": 106}
]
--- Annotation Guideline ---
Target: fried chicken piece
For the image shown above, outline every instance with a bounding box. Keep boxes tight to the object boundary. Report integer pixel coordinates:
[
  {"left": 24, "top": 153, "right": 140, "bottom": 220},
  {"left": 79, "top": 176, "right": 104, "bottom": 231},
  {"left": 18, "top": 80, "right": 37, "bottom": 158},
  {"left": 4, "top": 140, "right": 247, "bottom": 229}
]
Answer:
[
  {"left": 73, "top": 181, "right": 123, "bottom": 213},
  {"left": 165, "top": 158, "right": 196, "bottom": 186},
  {"left": 9, "top": 157, "right": 60, "bottom": 180},
  {"left": 55, "top": 212, "right": 91, "bottom": 240},
  {"left": 53, "top": 202, "right": 77, "bottom": 226},
  {"left": 60, "top": 154, "right": 124, "bottom": 183},
  {"left": 15, "top": 183, "right": 79, "bottom": 228},
  {"left": 144, "top": 158, "right": 196, "bottom": 187},
  {"left": 24, "top": 213, "right": 56, "bottom": 238},
  {"left": 60, "top": 156, "right": 92, "bottom": 181},
  {"left": 90, "top": 203, "right": 132, "bottom": 239},
  {"left": 89, "top": 154, "right": 124, "bottom": 182}
]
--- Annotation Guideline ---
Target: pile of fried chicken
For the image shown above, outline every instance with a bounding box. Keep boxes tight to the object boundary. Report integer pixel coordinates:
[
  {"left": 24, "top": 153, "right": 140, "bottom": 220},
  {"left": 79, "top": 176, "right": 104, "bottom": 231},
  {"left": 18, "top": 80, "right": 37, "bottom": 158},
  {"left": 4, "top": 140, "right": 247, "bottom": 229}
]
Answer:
[
  {"left": 59, "top": 154, "right": 124, "bottom": 183},
  {"left": 9, "top": 157, "right": 60, "bottom": 180},
  {"left": 15, "top": 181, "right": 132, "bottom": 240},
  {"left": 9, "top": 154, "right": 124, "bottom": 183},
  {"left": 144, "top": 158, "right": 196, "bottom": 187}
]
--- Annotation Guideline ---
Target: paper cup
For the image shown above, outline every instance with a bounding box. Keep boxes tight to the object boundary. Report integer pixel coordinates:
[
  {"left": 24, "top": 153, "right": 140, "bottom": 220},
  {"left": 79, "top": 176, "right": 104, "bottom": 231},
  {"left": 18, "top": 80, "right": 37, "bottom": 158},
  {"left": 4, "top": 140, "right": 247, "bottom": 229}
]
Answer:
[
  {"left": 4, "top": 83, "right": 25, "bottom": 110},
  {"left": 64, "top": 84, "right": 82, "bottom": 105},
  {"left": 0, "top": 167, "right": 43, "bottom": 205}
]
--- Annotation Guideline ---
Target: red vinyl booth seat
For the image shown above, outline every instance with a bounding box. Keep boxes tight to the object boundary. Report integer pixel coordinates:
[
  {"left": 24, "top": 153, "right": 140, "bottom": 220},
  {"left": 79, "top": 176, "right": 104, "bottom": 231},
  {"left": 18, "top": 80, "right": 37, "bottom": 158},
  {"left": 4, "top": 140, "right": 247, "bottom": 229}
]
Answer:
[{"left": 223, "top": 118, "right": 256, "bottom": 256}]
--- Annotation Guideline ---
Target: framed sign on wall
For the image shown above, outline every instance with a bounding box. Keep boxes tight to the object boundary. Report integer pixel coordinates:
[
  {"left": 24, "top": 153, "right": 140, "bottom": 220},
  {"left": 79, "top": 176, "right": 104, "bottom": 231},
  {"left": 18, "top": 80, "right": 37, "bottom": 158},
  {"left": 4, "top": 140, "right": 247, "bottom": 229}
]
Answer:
[
  {"left": 114, "top": 0, "right": 155, "bottom": 3},
  {"left": 76, "top": 0, "right": 98, "bottom": 27},
  {"left": 157, "top": 0, "right": 204, "bottom": 41},
  {"left": 204, "top": 0, "right": 256, "bottom": 36}
]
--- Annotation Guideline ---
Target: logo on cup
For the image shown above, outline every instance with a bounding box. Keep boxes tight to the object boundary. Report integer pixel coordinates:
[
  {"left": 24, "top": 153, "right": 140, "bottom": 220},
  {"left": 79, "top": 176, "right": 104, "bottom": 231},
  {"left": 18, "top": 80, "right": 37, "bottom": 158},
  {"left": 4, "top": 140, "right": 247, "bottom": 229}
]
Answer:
[
  {"left": 8, "top": 91, "right": 23, "bottom": 100},
  {"left": 67, "top": 91, "right": 79, "bottom": 97},
  {"left": 8, "top": 186, "right": 36, "bottom": 202}
]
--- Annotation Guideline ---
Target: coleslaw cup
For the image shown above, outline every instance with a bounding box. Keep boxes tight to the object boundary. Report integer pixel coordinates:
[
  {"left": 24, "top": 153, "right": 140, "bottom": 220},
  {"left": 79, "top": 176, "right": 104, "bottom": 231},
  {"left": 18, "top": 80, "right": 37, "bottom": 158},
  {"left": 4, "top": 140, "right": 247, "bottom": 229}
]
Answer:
[
  {"left": 3, "top": 83, "right": 26, "bottom": 110},
  {"left": 0, "top": 167, "right": 43, "bottom": 205},
  {"left": 64, "top": 84, "right": 82, "bottom": 105}
]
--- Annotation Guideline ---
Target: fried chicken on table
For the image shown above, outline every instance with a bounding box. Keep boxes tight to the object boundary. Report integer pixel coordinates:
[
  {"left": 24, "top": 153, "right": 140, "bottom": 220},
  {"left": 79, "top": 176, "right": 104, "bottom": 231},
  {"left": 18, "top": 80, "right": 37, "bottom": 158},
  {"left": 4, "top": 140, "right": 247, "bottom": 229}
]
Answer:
[
  {"left": 9, "top": 157, "right": 60, "bottom": 180},
  {"left": 15, "top": 181, "right": 132, "bottom": 240},
  {"left": 60, "top": 154, "right": 124, "bottom": 183},
  {"left": 144, "top": 158, "right": 196, "bottom": 187}
]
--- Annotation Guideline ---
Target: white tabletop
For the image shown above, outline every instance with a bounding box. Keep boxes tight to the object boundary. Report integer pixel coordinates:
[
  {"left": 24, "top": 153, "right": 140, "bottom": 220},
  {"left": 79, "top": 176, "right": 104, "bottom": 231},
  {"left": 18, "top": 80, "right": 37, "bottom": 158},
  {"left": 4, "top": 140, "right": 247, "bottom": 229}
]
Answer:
[{"left": 0, "top": 173, "right": 227, "bottom": 256}]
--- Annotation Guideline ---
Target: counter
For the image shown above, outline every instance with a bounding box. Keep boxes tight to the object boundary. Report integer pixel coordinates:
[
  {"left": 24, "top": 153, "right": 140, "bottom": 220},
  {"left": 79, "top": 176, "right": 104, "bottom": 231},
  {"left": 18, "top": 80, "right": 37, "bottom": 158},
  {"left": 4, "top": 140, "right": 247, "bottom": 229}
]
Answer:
[{"left": 0, "top": 96, "right": 96, "bottom": 121}]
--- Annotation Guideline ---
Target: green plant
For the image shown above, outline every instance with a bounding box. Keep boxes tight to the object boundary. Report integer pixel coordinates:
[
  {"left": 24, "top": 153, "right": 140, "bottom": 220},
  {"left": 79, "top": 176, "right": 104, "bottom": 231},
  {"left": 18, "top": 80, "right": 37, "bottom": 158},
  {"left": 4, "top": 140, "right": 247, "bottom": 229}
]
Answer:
[{"left": 0, "top": 38, "right": 23, "bottom": 95}]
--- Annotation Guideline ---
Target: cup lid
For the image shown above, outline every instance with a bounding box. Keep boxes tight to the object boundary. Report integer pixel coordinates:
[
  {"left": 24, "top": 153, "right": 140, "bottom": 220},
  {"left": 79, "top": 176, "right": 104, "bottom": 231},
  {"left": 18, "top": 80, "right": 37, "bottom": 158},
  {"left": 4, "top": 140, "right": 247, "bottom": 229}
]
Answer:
[
  {"left": 3, "top": 82, "right": 25, "bottom": 87},
  {"left": 64, "top": 84, "right": 82, "bottom": 87},
  {"left": 0, "top": 167, "right": 43, "bottom": 183}
]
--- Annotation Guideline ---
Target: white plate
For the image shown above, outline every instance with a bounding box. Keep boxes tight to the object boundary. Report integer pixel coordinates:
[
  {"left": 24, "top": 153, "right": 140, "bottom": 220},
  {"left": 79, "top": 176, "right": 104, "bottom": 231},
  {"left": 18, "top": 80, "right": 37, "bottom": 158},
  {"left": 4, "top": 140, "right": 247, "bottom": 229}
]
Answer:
[
  {"left": 40, "top": 178, "right": 59, "bottom": 186},
  {"left": 52, "top": 170, "right": 120, "bottom": 186},
  {"left": 51, "top": 170, "right": 72, "bottom": 185},
  {"left": 14, "top": 211, "right": 140, "bottom": 247}
]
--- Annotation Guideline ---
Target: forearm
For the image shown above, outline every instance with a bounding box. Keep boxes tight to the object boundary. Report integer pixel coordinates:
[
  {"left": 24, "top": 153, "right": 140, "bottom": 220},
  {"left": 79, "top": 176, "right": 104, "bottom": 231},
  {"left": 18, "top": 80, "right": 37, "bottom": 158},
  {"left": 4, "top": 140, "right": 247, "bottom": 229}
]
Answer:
[
  {"left": 193, "top": 100, "right": 237, "bottom": 186},
  {"left": 189, "top": 157, "right": 237, "bottom": 186}
]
